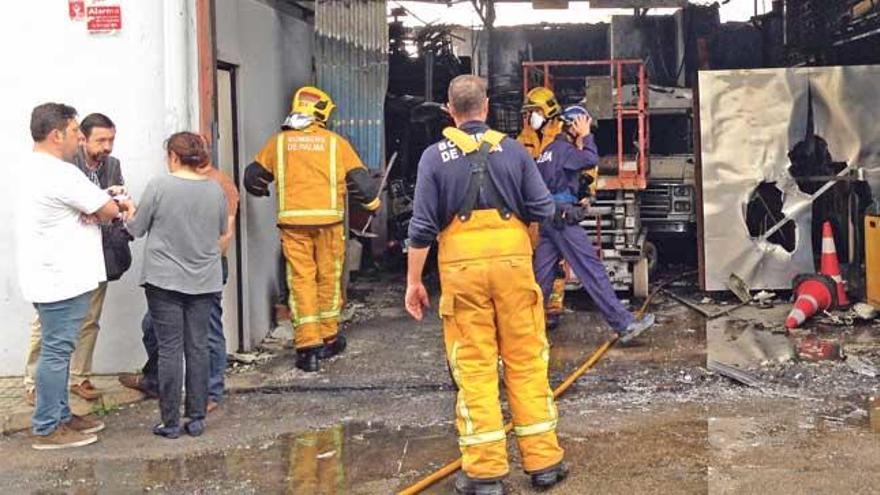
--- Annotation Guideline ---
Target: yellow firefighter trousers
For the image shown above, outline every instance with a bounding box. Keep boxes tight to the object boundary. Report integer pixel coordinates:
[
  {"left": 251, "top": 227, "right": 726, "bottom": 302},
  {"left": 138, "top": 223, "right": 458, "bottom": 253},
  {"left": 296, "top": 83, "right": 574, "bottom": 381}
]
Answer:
[
  {"left": 281, "top": 224, "right": 346, "bottom": 350},
  {"left": 289, "top": 425, "right": 344, "bottom": 493},
  {"left": 529, "top": 224, "right": 565, "bottom": 317},
  {"left": 438, "top": 210, "right": 564, "bottom": 479}
]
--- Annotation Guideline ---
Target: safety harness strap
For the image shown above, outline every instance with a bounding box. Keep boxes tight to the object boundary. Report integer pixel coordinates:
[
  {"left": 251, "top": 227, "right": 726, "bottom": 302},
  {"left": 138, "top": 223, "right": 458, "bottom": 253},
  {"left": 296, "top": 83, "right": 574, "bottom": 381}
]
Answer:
[{"left": 442, "top": 127, "right": 512, "bottom": 222}]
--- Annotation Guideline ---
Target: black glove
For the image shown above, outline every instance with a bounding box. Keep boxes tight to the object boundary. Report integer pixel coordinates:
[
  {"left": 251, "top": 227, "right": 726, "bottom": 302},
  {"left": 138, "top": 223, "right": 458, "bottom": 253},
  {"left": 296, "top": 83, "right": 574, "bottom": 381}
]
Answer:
[
  {"left": 577, "top": 174, "right": 594, "bottom": 199},
  {"left": 565, "top": 205, "right": 587, "bottom": 225},
  {"left": 346, "top": 168, "right": 381, "bottom": 210},
  {"left": 244, "top": 162, "right": 274, "bottom": 197},
  {"left": 551, "top": 204, "right": 567, "bottom": 230}
]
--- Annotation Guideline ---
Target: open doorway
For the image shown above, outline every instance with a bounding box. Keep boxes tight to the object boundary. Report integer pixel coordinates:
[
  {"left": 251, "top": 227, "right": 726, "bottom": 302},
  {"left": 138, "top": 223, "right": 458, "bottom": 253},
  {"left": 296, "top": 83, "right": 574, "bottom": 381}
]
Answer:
[{"left": 217, "top": 62, "right": 244, "bottom": 353}]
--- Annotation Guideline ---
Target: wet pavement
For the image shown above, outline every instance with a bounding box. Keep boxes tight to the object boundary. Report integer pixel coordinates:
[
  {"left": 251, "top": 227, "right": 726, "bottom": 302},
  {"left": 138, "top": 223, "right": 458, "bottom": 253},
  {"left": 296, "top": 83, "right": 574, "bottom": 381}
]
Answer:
[{"left": 0, "top": 275, "right": 878, "bottom": 493}]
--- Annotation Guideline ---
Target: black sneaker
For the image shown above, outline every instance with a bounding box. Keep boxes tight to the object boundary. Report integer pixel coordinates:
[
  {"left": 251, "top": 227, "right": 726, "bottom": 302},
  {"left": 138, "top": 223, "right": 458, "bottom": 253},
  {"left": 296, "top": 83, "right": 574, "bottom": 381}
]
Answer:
[
  {"left": 454, "top": 471, "right": 505, "bottom": 495},
  {"left": 295, "top": 347, "right": 320, "bottom": 373},
  {"left": 152, "top": 423, "right": 181, "bottom": 439},
  {"left": 318, "top": 335, "right": 347, "bottom": 360},
  {"left": 546, "top": 314, "right": 562, "bottom": 332},
  {"left": 184, "top": 419, "right": 205, "bottom": 437},
  {"left": 530, "top": 462, "right": 568, "bottom": 491},
  {"left": 618, "top": 313, "right": 656, "bottom": 344}
]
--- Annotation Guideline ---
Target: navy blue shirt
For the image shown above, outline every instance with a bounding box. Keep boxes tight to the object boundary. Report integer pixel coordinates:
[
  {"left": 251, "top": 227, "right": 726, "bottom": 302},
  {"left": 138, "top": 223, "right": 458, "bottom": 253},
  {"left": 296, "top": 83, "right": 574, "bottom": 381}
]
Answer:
[
  {"left": 536, "top": 134, "right": 599, "bottom": 201},
  {"left": 408, "top": 121, "right": 554, "bottom": 248}
]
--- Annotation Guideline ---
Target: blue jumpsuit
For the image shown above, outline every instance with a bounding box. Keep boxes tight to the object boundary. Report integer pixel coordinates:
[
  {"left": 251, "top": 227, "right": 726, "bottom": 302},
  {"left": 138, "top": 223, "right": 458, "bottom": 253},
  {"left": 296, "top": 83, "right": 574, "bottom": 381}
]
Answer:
[{"left": 533, "top": 134, "right": 635, "bottom": 332}]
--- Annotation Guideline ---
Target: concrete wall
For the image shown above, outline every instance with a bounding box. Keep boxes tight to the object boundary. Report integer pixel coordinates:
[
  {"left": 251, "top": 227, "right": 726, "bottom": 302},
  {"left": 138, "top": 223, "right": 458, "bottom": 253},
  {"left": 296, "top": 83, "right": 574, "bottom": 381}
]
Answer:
[
  {"left": 215, "top": 0, "right": 314, "bottom": 349},
  {"left": 0, "top": 1, "right": 200, "bottom": 376}
]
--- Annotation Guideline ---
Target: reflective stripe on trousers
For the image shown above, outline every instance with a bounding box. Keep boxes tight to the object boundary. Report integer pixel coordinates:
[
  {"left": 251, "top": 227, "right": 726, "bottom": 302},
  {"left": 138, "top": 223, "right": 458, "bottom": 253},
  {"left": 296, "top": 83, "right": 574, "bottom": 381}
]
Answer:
[
  {"left": 281, "top": 224, "right": 346, "bottom": 349},
  {"left": 438, "top": 210, "right": 564, "bottom": 479}
]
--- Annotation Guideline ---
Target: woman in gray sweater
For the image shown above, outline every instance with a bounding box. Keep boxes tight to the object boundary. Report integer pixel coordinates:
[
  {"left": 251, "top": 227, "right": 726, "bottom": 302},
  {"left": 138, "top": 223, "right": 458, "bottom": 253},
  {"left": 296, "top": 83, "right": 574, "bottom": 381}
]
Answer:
[{"left": 126, "top": 132, "right": 227, "bottom": 438}]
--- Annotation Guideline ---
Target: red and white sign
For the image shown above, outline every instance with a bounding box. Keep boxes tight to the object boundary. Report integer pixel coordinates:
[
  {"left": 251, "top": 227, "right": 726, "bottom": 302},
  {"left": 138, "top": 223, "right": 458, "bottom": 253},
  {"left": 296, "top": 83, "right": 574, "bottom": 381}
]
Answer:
[
  {"left": 69, "top": 0, "right": 86, "bottom": 21},
  {"left": 87, "top": 4, "right": 122, "bottom": 34}
]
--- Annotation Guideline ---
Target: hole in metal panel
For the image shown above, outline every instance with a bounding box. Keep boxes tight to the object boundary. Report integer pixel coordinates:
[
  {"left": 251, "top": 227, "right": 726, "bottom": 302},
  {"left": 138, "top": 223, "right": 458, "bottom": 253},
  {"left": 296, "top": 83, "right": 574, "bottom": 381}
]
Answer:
[{"left": 745, "top": 181, "right": 797, "bottom": 253}]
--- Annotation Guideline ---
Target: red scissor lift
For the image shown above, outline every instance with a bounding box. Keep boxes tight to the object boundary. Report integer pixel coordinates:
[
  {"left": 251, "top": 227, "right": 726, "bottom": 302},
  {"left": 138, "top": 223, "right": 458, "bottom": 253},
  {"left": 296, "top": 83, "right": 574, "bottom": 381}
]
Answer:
[{"left": 523, "top": 59, "right": 651, "bottom": 297}]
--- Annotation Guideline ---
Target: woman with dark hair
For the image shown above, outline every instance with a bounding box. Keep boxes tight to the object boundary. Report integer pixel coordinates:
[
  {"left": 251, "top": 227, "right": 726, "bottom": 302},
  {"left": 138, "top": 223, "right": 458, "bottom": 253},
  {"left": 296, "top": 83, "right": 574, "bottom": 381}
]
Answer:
[{"left": 126, "top": 132, "right": 227, "bottom": 438}]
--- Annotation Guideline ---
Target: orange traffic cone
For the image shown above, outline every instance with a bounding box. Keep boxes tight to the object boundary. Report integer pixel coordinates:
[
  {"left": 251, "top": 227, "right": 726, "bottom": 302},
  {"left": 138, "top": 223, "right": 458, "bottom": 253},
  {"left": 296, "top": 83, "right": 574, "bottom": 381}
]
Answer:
[
  {"left": 819, "top": 221, "right": 850, "bottom": 307},
  {"left": 785, "top": 274, "right": 837, "bottom": 329}
]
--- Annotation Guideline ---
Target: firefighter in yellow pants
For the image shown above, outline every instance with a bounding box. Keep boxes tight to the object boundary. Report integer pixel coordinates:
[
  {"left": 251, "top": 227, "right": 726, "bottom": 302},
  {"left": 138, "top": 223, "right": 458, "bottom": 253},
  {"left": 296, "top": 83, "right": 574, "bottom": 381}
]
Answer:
[
  {"left": 289, "top": 425, "right": 344, "bottom": 493},
  {"left": 406, "top": 75, "right": 568, "bottom": 494},
  {"left": 245, "top": 86, "right": 380, "bottom": 372},
  {"left": 517, "top": 87, "right": 568, "bottom": 328}
]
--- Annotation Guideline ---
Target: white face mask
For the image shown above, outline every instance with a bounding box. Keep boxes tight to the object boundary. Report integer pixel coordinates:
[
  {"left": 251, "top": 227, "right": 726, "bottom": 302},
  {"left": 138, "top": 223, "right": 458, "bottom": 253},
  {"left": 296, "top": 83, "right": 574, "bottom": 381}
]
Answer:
[{"left": 529, "top": 111, "right": 546, "bottom": 131}]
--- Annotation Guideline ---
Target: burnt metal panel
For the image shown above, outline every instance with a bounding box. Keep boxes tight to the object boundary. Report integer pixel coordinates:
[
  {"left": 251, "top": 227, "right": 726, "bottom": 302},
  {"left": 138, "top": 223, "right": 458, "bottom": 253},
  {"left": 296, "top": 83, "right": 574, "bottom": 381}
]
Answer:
[
  {"left": 315, "top": 0, "right": 389, "bottom": 170},
  {"left": 698, "top": 66, "right": 880, "bottom": 291}
]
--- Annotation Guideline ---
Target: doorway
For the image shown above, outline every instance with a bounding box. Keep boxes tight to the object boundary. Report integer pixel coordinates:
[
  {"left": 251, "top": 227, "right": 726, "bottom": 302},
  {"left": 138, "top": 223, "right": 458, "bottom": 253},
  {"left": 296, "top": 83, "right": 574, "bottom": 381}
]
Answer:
[{"left": 217, "top": 62, "right": 244, "bottom": 352}]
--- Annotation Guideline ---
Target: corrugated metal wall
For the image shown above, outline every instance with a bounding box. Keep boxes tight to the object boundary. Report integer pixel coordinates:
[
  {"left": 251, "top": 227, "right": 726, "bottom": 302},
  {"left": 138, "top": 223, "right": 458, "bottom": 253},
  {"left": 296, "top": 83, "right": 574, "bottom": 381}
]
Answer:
[{"left": 315, "top": 0, "right": 389, "bottom": 170}]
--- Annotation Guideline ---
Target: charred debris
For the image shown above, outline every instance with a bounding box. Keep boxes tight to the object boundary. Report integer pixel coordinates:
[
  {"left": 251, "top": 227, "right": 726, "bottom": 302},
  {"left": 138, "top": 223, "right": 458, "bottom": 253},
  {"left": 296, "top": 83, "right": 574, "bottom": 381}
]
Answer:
[{"left": 380, "top": 2, "right": 880, "bottom": 276}]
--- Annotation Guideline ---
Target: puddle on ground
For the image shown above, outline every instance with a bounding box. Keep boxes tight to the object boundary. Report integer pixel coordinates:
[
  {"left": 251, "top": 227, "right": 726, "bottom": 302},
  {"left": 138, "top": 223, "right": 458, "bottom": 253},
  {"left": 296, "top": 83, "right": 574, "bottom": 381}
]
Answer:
[
  {"left": 34, "top": 422, "right": 459, "bottom": 494},
  {"left": 549, "top": 296, "right": 706, "bottom": 371}
]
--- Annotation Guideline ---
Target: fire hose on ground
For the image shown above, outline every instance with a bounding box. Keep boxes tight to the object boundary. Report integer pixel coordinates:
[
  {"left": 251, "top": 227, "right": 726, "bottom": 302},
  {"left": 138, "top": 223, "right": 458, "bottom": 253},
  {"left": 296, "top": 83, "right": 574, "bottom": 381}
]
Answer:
[{"left": 397, "top": 273, "right": 677, "bottom": 494}]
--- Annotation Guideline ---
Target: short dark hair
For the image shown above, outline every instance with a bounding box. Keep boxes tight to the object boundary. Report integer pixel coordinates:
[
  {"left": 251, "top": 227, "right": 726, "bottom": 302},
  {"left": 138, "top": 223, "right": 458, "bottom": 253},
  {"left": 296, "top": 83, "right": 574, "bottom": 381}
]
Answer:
[
  {"left": 30, "top": 103, "right": 77, "bottom": 142},
  {"left": 448, "top": 75, "right": 488, "bottom": 117},
  {"left": 81, "top": 113, "right": 115, "bottom": 138}
]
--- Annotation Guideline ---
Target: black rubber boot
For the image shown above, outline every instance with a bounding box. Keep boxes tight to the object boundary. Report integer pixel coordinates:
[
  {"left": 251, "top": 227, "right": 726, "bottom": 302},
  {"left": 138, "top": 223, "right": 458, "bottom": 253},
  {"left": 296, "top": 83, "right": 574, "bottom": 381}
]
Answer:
[
  {"left": 295, "top": 347, "right": 320, "bottom": 372},
  {"left": 530, "top": 462, "right": 569, "bottom": 491},
  {"left": 318, "top": 334, "right": 347, "bottom": 360},
  {"left": 454, "top": 471, "right": 505, "bottom": 495}
]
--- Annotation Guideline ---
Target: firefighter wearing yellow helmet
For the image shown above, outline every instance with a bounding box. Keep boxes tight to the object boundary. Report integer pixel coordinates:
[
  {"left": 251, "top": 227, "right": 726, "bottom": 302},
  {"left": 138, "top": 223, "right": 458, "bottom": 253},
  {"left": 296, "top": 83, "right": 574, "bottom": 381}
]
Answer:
[
  {"left": 244, "top": 86, "right": 381, "bottom": 372},
  {"left": 518, "top": 86, "right": 568, "bottom": 328},
  {"left": 518, "top": 87, "right": 563, "bottom": 159}
]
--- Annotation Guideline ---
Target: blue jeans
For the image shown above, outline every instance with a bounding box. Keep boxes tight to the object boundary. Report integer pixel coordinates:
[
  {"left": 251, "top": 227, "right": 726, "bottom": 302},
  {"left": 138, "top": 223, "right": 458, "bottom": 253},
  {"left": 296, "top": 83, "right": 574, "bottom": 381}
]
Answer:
[
  {"left": 32, "top": 291, "right": 93, "bottom": 436},
  {"left": 141, "top": 293, "right": 226, "bottom": 403},
  {"left": 207, "top": 292, "right": 226, "bottom": 402}
]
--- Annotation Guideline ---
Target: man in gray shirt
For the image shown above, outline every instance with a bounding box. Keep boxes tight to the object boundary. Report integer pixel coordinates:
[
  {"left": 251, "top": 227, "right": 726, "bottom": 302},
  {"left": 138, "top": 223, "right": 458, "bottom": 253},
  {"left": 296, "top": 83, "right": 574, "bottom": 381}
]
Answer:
[{"left": 23, "top": 113, "right": 126, "bottom": 405}]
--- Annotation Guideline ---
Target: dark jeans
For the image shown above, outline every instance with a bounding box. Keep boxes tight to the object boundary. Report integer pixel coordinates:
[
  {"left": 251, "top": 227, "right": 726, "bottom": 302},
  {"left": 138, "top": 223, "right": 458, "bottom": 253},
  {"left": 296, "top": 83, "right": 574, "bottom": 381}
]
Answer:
[
  {"left": 145, "top": 285, "right": 215, "bottom": 427},
  {"left": 141, "top": 312, "right": 159, "bottom": 393},
  {"left": 142, "top": 259, "right": 228, "bottom": 402}
]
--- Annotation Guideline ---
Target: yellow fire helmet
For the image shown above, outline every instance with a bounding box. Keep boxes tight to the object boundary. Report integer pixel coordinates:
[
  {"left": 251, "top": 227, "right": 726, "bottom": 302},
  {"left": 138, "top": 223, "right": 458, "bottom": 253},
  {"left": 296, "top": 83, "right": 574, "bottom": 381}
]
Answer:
[
  {"left": 523, "top": 86, "right": 561, "bottom": 119},
  {"left": 291, "top": 86, "right": 336, "bottom": 123}
]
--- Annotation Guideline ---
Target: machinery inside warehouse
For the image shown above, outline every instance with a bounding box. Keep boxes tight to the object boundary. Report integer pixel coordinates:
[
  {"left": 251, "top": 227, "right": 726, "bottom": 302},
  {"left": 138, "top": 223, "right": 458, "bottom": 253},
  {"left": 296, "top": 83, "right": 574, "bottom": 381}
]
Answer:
[{"left": 376, "top": 0, "right": 880, "bottom": 300}]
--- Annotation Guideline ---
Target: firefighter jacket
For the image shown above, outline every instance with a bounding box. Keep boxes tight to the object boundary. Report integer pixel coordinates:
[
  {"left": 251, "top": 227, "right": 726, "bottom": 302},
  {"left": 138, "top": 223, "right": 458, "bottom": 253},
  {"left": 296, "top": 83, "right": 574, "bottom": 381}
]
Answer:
[
  {"left": 254, "top": 124, "right": 380, "bottom": 227},
  {"left": 516, "top": 119, "right": 563, "bottom": 160}
]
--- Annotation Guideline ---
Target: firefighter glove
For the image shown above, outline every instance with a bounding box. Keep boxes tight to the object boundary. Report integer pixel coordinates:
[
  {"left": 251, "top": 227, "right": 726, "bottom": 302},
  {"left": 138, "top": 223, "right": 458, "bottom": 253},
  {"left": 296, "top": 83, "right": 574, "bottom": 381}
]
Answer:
[
  {"left": 244, "top": 162, "right": 275, "bottom": 197},
  {"left": 565, "top": 205, "right": 587, "bottom": 225}
]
